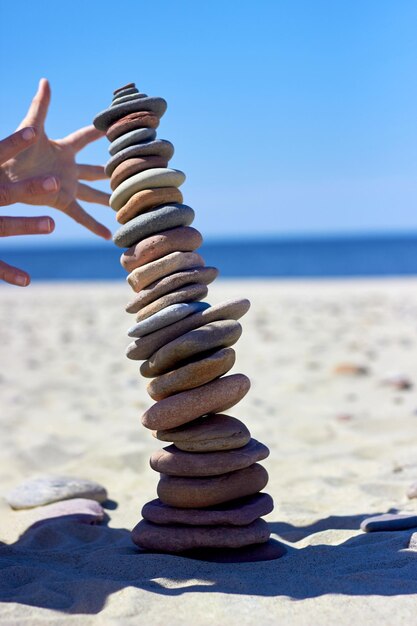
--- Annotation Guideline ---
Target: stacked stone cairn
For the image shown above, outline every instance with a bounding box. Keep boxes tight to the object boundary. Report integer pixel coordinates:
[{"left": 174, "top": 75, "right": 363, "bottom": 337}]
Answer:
[{"left": 94, "top": 84, "right": 282, "bottom": 559}]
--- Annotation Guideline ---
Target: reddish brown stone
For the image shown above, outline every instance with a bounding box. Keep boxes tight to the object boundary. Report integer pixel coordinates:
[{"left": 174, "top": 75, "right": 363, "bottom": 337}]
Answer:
[
  {"left": 140, "top": 320, "right": 242, "bottom": 377},
  {"left": 147, "top": 346, "right": 235, "bottom": 400},
  {"left": 141, "top": 374, "right": 250, "bottom": 430},
  {"left": 126, "top": 267, "right": 218, "bottom": 315},
  {"left": 157, "top": 463, "right": 268, "bottom": 508},
  {"left": 106, "top": 112, "right": 160, "bottom": 143},
  {"left": 150, "top": 439, "right": 269, "bottom": 476},
  {"left": 111, "top": 157, "right": 169, "bottom": 191},
  {"left": 116, "top": 187, "right": 183, "bottom": 224},
  {"left": 155, "top": 413, "right": 251, "bottom": 452},
  {"left": 131, "top": 518, "right": 270, "bottom": 553},
  {"left": 121, "top": 226, "right": 203, "bottom": 273}
]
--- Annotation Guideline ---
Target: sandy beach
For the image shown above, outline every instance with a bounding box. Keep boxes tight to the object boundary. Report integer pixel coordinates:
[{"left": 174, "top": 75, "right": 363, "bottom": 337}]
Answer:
[{"left": 0, "top": 278, "right": 417, "bottom": 625}]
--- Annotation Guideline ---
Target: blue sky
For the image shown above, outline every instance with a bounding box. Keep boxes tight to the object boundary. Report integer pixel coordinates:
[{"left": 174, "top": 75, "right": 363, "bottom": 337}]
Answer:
[{"left": 1, "top": 0, "right": 417, "bottom": 245}]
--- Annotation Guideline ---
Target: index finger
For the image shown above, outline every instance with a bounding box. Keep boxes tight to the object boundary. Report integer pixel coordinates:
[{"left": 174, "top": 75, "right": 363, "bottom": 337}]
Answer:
[{"left": 0, "top": 127, "right": 37, "bottom": 165}]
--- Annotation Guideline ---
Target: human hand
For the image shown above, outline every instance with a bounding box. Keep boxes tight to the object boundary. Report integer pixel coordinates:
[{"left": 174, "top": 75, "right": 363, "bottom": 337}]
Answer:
[
  {"left": 0, "top": 126, "right": 56, "bottom": 286},
  {"left": 1, "top": 78, "right": 111, "bottom": 240}
]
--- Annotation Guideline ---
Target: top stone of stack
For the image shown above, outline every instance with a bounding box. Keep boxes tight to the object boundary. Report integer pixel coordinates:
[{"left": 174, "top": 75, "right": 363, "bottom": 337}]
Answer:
[{"left": 93, "top": 83, "right": 167, "bottom": 132}]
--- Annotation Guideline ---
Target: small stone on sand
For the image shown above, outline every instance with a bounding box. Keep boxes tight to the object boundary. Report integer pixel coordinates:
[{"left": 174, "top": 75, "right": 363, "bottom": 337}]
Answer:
[
  {"left": 406, "top": 482, "right": 417, "bottom": 499},
  {"left": 360, "top": 513, "right": 417, "bottom": 532},
  {"left": 5, "top": 475, "right": 107, "bottom": 510},
  {"left": 25, "top": 498, "right": 104, "bottom": 527}
]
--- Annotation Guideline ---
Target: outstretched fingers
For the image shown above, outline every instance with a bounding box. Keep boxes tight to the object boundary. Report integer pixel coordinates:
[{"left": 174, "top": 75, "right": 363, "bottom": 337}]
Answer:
[
  {"left": 0, "top": 127, "right": 38, "bottom": 165},
  {"left": 0, "top": 176, "right": 59, "bottom": 207},
  {"left": 77, "top": 164, "right": 108, "bottom": 181},
  {"left": 0, "top": 215, "right": 55, "bottom": 237},
  {"left": 62, "top": 125, "right": 104, "bottom": 153},
  {"left": 0, "top": 259, "right": 31, "bottom": 287},
  {"left": 65, "top": 200, "right": 112, "bottom": 239},
  {"left": 77, "top": 183, "right": 110, "bottom": 206},
  {"left": 18, "top": 78, "right": 51, "bottom": 130}
]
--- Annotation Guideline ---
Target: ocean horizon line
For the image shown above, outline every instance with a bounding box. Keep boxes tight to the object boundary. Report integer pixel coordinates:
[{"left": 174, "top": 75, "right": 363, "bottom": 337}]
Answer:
[
  {"left": 3, "top": 229, "right": 417, "bottom": 250},
  {"left": 2, "top": 233, "right": 417, "bottom": 280}
]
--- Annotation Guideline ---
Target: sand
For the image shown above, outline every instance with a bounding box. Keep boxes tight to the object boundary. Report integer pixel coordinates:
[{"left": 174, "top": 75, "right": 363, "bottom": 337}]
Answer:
[{"left": 0, "top": 278, "right": 417, "bottom": 625}]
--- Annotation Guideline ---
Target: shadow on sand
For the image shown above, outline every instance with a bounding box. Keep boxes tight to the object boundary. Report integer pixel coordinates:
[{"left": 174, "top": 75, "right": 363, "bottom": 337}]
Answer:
[{"left": 0, "top": 511, "right": 416, "bottom": 614}]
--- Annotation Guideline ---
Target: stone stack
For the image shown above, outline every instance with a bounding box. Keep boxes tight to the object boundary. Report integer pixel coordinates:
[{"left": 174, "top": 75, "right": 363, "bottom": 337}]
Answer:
[{"left": 93, "top": 84, "right": 282, "bottom": 560}]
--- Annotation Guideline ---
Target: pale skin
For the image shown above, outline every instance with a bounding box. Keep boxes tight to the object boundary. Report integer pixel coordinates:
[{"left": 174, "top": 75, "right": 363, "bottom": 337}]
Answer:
[{"left": 0, "top": 78, "right": 111, "bottom": 286}]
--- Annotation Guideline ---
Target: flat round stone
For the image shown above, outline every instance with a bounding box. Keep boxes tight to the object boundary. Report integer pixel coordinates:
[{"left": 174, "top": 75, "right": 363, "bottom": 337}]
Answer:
[
  {"left": 111, "top": 92, "right": 146, "bottom": 106},
  {"left": 155, "top": 413, "right": 251, "bottom": 452},
  {"left": 105, "top": 140, "right": 174, "bottom": 177},
  {"left": 5, "top": 475, "right": 108, "bottom": 510},
  {"left": 126, "top": 267, "right": 218, "bottom": 312},
  {"left": 127, "top": 251, "right": 205, "bottom": 293},
  {"left": 113, "top": 203, "right": 194, "bottom": 249},
  {"left": 110, "top": 168, "right": 186, "bottom": 211},
  {"left": 150, "top": 439, "right": 269, "bottom": 476},
  {"left": 131, "top": 518, "right": 270, "bottom": 553},
  {"left": 184, "top": 539, "right": 286, "bottom": 563},
  {"left": 109, "top": 127, "right": 157, "bottom": 155},
  {"left": 25, "top": 498, "right": 104, "bottom": 527},
  {"left": 407, "top": 482, "right": 417, "bottom": 499},
  {"left": 117, "top": 187, "right": 183, "bottom": 224},
  {"left": 134, "top": 284, "right": 208, "bottom": 324},
  {"left": 147, "top": 346, "right": 235, "bottom": 400},
  {"left": 111, "top": 157, "right": 168, "bottom": 191},
  {"left": 127, "top": 298, "right": 251, "bottom": 361},
  {"left": 107, "top": 112, "right": 160, "bottom": 143},
  {"left": 112, "top": 86, "right": 138, "bottom": 100},
  {"left": 121, "top": 226, "right": 203, "bottom": 272},
  {"left": 128, "top": 302, "right": 210, "bottom": 338},
  {"left": 140, "top": 320, "right": 242, "bottom": 377},
  {"left": 142, "top": 492, "right": 274, "bottom": 526},
  {"left": 93, "top": 95, "right": 167, "bottom": 131},
  {"left": 360, "top": 513, "right": 417, "bottom": 532},
  {"left": 157, "top": 463, "right": 268, "bottom": 508},
  {"left": 113, "top": 83, "right": 136, "bottom": 96},
  {"left": 142, "top": 373, "right": 251, "bottom": 430}
]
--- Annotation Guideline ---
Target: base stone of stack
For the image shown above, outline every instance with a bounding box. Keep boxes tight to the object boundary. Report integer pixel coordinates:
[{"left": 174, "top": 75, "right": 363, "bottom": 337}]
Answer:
[
  {"left": 132, "top": 518, "right": 285, "bottom": 561},
  {"left": 131, "top": 518, "right": 270, "bottom": 552},
  {"left": 180, "top": 539, "right": 286, "bottom": 563}
]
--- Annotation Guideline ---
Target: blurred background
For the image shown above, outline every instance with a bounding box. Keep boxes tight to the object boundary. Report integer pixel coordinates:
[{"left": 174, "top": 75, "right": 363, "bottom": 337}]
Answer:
[{"left": 1, "top": 0, "right": 417, "bottom": 278}]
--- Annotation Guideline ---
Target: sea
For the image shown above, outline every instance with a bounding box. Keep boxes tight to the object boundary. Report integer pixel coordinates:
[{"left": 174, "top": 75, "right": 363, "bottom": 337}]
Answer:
[{"left": 2, "top": 234, "right": 417, "bottom": 281}]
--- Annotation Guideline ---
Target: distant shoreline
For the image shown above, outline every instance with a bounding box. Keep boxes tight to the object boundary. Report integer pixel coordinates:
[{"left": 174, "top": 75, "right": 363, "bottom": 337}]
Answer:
[{"left": 2, "top": 234, "right": 417, "bottom": 280}]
